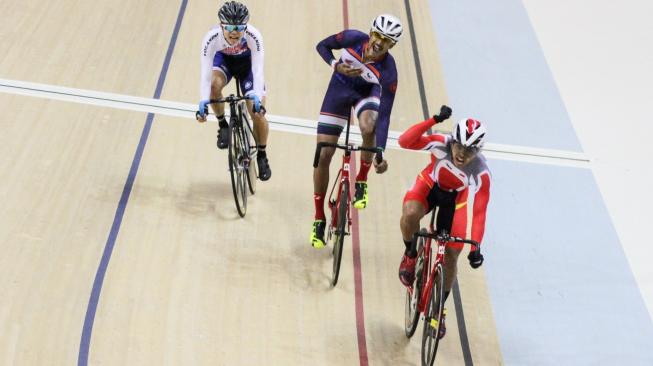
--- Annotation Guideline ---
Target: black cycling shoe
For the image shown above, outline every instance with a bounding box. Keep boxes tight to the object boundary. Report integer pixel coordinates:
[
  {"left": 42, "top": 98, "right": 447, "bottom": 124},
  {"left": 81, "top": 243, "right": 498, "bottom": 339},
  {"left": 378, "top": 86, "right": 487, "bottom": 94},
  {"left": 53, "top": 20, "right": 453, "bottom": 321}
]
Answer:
[
  {"left": 217, "top": 126, "right": 229, "bottom": 150},
  {"left": 257, "top": 154, "right": 272, "bottom": 181}
]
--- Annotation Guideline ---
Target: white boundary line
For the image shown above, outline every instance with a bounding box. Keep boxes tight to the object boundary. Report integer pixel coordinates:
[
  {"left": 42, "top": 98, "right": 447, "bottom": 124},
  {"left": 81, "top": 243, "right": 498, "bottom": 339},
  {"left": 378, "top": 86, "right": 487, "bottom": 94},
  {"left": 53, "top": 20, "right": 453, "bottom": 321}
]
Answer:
[{"left": 0, "top": 78, "right": 590, "bottom": 168}]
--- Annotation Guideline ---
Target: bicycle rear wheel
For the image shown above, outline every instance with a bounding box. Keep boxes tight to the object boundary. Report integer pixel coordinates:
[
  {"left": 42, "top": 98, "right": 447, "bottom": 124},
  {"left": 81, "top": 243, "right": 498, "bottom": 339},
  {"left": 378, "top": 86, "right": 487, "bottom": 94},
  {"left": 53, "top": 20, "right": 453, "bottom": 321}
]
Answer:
[
  {"left": 331, "top": 183, "right": 348, "bottom": 287},
  {"left": 239, "top": 105, "right": 257, "bottom": 195},
  {"left": 421, "top": 263, "right": 445, "bottom": 366},
  {"left": 405, "top": 230, "right": 427, "bottom": 338},
  {"left": 228, "top": 117, "right": 248, "bottom": 217}
]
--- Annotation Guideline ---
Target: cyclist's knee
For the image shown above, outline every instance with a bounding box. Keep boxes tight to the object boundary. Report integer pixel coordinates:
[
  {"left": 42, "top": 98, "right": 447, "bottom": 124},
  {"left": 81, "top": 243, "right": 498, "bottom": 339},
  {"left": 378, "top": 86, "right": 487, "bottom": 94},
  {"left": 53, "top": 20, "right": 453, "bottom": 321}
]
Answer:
[
  {"left": 359, "top": 122, "right": 375, "bottom": 137},
  {"left": 211, "top": 73, "right": 226, "bottom": 97},
  {"left": 445, "top": 245, "right": 462, "bottom": 260},
  {"left": 319, "top": 147, "right": 335, "bottom": 165},
  {"left": 358, "top": 110, "right": 377, "bottom": 136},
  {"left": 251, "top": 112, "right": 266, "bottom": 124},
  {"left": 210, "top": 83, "right": 224, "bottom": 99},
  {"left": 401, "top": 203, "right": 423, "bottom": 225}
]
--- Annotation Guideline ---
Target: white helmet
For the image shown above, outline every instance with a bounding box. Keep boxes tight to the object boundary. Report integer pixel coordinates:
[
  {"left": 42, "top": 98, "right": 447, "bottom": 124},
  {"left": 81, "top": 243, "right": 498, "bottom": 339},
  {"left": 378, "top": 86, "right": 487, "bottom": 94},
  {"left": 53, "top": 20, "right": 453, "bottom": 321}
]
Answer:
[
  {"left": 371, "top": 14, "right": 403, "bottom": 43},
  {"left": 452, "top": 118, "right": 487, "bottom": 149}
]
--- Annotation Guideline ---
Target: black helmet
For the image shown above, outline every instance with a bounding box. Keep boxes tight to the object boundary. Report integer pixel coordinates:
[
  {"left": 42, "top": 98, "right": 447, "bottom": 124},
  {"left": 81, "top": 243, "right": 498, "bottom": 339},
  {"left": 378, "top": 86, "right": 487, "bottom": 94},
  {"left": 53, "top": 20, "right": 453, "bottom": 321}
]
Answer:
[{"left": 218, "top": 1, "right": 250, "bottom": 25}]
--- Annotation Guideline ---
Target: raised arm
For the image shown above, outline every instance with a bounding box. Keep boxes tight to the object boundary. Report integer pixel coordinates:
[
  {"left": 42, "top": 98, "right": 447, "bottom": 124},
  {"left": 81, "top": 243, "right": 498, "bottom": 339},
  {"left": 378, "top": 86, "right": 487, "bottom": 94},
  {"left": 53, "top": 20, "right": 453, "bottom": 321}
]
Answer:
[
  {"left": 398, "top": 117, "right": 448, "bottom": 150},
  {"left": 399, "top": 105, "right": 452, "bottom": 149}
]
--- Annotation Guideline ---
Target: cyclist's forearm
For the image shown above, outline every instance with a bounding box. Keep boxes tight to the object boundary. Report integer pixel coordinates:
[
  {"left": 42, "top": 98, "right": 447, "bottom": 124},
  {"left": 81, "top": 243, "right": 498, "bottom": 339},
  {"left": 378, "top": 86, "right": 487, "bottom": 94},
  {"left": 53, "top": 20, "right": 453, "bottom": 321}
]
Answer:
[
  {"left": 375, "top": 117, "right": 390, "bottom": 151},
  {"left": 316, "top": 35, "right": 339, "bottom": 66},
  {"left": 199, "top": 65, "right": 213, "bottom": 101},
  {"left": 398, "top": 118, "right": 435, "bottom": 149},
  {"left": 316, "top": 30, "right": 367, "bottom": 67},
  {"left": 470, "top": 172, "right": 491, "bottom": 246}
]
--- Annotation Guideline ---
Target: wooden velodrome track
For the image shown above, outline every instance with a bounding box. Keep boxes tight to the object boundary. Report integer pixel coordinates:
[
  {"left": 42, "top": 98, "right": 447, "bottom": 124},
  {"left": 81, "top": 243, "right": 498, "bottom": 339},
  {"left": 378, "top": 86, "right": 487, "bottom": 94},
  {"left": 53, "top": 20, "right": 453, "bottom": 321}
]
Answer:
[{"left": 0, "top": 0, "right": 502, "bottom": 365}]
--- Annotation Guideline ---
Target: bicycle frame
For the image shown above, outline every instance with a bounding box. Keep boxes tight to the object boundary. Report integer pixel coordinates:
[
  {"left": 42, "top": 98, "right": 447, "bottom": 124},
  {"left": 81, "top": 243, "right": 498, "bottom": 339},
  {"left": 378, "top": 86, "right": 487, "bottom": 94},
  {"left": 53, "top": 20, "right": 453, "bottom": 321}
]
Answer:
[
  {"left": 201, "top": 78, "right": 260, "bottom": 217},
  {"left": 329, "top": 120, "right": 354, "bottom": 238},
  {"left": 414, "top": 211, "right": 480, "bottom": 313},
  {"left": 313, "top": 118, "right": 382, "bottom": 285},
  {"left": 207, "top": 96, "right": 256, "bottom": 162},
  {"left": 416, "top": 213, "right": 445, "bottom": 313},
  {"left": 313, "top": 119, "right": 382, "bottom": 236}
]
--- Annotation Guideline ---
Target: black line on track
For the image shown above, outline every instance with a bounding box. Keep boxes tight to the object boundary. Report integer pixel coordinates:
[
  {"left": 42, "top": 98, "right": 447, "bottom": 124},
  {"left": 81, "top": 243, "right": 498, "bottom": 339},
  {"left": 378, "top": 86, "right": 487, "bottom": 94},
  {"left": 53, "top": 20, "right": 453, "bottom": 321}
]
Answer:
[
  {"left": 77, "top": 0, "right": 188, "bottom": 364},
  {"left": 403, "top": 0, "right": 474, "bottom": 364}
]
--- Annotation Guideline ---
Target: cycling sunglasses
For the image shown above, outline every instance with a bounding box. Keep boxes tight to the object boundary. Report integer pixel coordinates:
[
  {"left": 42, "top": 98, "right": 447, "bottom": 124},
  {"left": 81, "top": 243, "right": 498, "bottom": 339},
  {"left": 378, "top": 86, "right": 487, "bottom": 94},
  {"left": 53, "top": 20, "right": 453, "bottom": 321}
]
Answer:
[
  {"left": 370, "top": 30, "right": 396, "bottom": 44},
  {"left": 223, "top": 24, "right": 247, "bottom": 32},
  {"left": 452, "top": 141, "right": 480, "bottom": 157}
]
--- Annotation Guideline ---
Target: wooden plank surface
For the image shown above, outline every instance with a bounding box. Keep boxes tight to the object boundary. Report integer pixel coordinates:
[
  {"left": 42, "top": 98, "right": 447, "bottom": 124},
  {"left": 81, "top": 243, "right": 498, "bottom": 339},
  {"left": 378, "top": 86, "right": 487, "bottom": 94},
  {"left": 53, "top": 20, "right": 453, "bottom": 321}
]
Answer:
[{"left": 0, "top": 1, "right": 502, "bottom": 364}]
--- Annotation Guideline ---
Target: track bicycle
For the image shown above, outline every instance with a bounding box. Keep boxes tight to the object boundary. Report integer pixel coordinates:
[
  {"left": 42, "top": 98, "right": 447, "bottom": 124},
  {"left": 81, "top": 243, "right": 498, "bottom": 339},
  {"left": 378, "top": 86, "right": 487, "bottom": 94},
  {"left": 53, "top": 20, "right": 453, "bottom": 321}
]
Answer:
[
  {"left": 196, "top": 81, "right": 261, "bottom": 217},
  {"left": 312, "top": 120, "right": 382, "bottom": 286},
  {"left": 403, "top": 208, "right": 480, "bottom": 366}
]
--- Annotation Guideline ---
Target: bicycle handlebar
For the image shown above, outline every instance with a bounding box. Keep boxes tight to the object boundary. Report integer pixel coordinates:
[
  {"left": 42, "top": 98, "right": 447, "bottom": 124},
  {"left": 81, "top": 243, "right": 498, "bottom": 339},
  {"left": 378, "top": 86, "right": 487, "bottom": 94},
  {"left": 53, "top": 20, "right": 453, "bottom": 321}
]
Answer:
[
  {"left": 206, "top": 95, "right": 251, "bottom": 104},
  {"left": 413, "top": 231, "right": 480, "bottom": 252},
  {"left": 313, "top": 141, "right": 384, "bottom": 168},
  {"left": 196, "top": 95, "right": 266, "bottom": 119},
  {"left": 209, "top": 96, "right": 267, "bottom": 114}
]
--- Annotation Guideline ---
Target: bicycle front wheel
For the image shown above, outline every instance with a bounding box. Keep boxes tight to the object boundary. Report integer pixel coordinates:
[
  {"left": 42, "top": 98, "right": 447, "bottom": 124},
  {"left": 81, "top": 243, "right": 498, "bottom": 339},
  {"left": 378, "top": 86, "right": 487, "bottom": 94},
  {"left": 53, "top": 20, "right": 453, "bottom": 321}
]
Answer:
[
  {"left": 239, "top": 105, "right": 257, "bottom": 195},
  {"left": 421, "top": 263, "right": 445, "bottom": 366},
  {"left": 331, "top": 183, "right": 348, "bottom": 287},
  {"left": 405, "top": 231, "right": 427, "bottom": 338},
  {"left": 228, "top": 118, "right": 248, "bottom": 217}
]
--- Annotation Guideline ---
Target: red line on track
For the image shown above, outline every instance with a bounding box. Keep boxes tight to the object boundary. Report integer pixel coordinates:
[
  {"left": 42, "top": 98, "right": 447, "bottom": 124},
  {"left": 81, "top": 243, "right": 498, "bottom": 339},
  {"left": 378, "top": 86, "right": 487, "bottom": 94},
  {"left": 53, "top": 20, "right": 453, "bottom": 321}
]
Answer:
[
  {"left": 350, "top": 177, "right": 369, "bottom": 366},
  {"left": 341, "top": 1, "right": 369, "bottom": 365},
  {"left": 342, "top": 0, "right": 350, "bottom": 29}
]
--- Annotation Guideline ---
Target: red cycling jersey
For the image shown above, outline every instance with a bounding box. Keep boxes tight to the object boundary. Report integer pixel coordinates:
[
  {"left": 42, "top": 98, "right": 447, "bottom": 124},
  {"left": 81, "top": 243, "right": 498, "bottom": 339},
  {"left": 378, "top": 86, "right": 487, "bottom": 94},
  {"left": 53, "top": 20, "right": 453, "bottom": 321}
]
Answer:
[{"left": 399, "top": 117, "right": 491, "bottom": 249}]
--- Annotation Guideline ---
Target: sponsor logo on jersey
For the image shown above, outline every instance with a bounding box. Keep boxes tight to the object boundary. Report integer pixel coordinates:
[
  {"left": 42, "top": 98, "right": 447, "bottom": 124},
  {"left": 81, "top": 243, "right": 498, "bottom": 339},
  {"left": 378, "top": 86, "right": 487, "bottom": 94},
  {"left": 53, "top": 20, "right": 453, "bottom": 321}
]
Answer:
[
  {"left": 245, "top": 30, "right": 261, "bottom": 51},
  {"left": 222, "top": 39, "right": 248, "bottom": 55},
  {"left": 203, "top": 31, "right": 221, "bottom": 56}
]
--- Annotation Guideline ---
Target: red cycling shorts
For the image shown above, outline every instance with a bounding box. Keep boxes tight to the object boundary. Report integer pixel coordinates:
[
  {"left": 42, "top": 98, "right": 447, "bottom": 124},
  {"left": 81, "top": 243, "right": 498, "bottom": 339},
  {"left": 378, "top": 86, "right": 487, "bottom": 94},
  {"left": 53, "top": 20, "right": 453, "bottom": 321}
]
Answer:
[{"left": 403, "top": 173, "right": 468, "bottom": 250}]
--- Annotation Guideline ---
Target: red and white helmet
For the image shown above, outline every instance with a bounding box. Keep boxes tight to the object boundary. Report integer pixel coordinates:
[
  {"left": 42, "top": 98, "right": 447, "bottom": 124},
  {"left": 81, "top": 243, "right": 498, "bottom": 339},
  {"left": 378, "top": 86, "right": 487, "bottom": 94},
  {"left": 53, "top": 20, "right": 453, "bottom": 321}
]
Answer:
[{"left": 452, "top": 118, "right": 487, "bottom": 149}]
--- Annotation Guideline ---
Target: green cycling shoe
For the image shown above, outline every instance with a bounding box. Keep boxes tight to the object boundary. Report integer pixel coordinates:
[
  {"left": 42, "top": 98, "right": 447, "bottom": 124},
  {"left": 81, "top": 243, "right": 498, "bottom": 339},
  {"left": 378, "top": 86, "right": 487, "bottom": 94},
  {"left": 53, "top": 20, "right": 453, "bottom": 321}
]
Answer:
[
  {"left": 310, "top": 220, "right": 326, "bottom": 248},
  {"left": 353, "top": 181, "right": 368, "bottom": 209}
]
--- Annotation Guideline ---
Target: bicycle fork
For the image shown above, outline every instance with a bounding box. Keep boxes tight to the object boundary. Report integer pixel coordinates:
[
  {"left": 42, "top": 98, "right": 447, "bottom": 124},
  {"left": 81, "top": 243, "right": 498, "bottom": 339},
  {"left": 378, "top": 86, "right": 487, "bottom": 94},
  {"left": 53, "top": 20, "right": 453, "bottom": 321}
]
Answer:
[
  {"left": 329, "top": 152, "right": 353, "bottom": 236},
  {"left": 419, "top": 241, "right": 445, "bottom": 314},
  {"left": 229, "top": 104, "right": 252, "bottom": 173}
]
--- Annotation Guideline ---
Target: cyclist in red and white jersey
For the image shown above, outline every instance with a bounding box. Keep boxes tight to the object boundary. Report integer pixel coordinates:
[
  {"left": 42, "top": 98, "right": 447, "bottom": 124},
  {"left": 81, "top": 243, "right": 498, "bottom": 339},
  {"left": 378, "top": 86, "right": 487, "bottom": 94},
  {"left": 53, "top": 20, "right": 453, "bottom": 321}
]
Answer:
[{"left": 398, "top": 105, "right": 491, "bottom": 339}]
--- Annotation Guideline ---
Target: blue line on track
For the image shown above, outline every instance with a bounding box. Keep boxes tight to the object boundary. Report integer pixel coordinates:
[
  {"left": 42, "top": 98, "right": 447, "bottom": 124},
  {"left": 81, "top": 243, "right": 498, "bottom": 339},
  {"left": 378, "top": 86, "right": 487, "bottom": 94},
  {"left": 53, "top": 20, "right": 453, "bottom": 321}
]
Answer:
[{"left": 77, "top": 1, "right": 188, "bottom": 364}]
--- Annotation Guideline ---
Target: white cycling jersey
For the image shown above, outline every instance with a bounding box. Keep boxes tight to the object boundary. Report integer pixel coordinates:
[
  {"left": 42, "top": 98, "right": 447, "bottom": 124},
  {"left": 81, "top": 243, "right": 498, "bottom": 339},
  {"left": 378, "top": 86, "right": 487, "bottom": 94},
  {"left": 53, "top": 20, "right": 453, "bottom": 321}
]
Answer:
[{"left": 199, "top": 25, "right": 265, "bottom": 100}]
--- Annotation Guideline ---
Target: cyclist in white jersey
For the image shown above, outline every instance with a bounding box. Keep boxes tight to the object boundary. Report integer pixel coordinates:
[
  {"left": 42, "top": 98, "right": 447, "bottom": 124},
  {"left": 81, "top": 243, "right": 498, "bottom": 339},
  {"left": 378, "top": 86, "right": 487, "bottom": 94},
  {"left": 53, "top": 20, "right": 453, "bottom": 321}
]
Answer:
[{"left": 196, "top": 1, "right": 271, "bottom": 181}]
